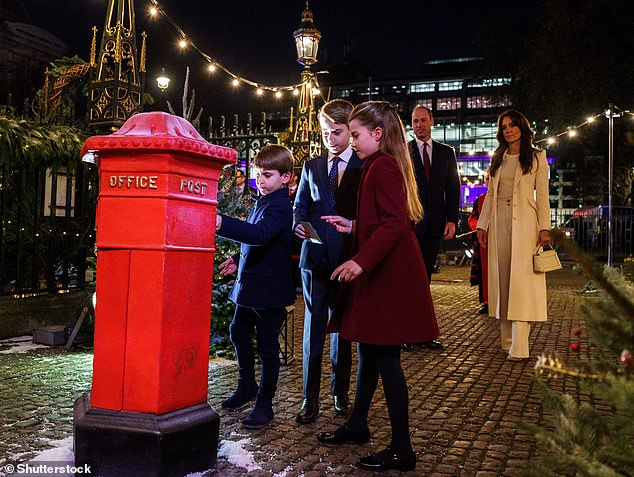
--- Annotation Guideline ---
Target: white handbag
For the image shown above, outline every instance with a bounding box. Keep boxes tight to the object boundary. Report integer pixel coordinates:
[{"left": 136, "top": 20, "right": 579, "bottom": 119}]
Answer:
[{"left": 533, "top": 245, "right": 562, "bottom": 273}]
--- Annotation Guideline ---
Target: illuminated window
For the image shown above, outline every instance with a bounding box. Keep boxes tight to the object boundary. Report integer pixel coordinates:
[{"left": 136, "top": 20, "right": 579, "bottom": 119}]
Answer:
[
  {"left": 438, "top": 81, "right": 462, "bottom": 91},
  {"left": 44, "top": 167, "right": 75, "bottom": 217},
  {"left": 410, "top": 82, "right": 435, "bottom": 93},
  {"left": 468, "top": 77, "right": 512, "bottom": 88},
  {"left": 437, "top": 97, "right": 462, "bottom": 110},
  {"left": 334, "top": 89, "right": 352, "bottom": 98},
  {"left": 413, "top": 98, "right": 433, "bottom": 110},
  {"left": 466, "top": 95, "right": 511, "bottom": 109}
]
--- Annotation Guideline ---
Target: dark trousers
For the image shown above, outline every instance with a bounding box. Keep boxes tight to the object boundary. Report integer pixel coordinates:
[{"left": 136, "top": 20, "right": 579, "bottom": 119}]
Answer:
[
  {"left": 416, "top": 228, "right": 441, "bottom": 282},
  {"left": 347, "top": 344, "right": 412, "bottom": 454},
  {"left": 229, "top": 305, "right": 285, "bottom": 401},
  {"left": 301, "top": 267, "right": 352, "bottom": 400}
]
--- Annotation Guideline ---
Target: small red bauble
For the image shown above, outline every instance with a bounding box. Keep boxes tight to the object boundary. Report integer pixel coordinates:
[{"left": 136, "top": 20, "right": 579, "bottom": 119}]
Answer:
[
  {"left": 572, "top": 327, "right": 582, "bottom": 336},
  {"left": 570, "top": 343, "right": 580, "bottom": 351},
  {"left": 620, "top": 349, "right": 633, "bottom": 368}
]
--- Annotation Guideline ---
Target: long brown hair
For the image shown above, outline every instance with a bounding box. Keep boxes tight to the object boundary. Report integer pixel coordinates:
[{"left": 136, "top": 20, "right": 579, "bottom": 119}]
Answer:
[
  {"left": 349, "top": 101, "right": 423, "bottom": 222},
  {"left": 489, "top": 110, "right": 539, "bottom": 177}
]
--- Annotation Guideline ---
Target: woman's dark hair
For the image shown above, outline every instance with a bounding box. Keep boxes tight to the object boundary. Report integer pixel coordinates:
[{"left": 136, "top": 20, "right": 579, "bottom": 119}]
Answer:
[{"left": 489, "top": 110, "right": 539, "bottom": 177}]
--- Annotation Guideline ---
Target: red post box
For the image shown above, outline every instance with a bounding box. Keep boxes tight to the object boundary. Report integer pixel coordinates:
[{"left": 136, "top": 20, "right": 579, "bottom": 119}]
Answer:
[{"left": 74, "top": 112, "right": 236, "bottom": 477}]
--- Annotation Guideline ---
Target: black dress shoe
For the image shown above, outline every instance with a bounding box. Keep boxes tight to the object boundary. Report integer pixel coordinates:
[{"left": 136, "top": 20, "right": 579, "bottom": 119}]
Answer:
[
  {"left": 333, "top": 395, "right": 351, "bottom": 415},
  {"left": 317, "top": 424, "right": 371, "bottom": 445},
  {"left": 423, "top": 340, "right": 444, "bottom": 350},
  {"left": 356, "top": 448, "right": 416, "bottom": 471},
  {"left": 296, "top": 399, "right": 319, "bottom": 424},
  {"left": 401, "top": 343, "right": 416, "bottom": 352},
  {"left": 479, "top": 304, "right": 489, "bottom": 314}
]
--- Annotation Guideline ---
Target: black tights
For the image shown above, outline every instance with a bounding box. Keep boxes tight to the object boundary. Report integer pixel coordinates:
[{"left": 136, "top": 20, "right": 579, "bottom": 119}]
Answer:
[{"left": 346, "top": 343, "right": 412, "bottom": 455}]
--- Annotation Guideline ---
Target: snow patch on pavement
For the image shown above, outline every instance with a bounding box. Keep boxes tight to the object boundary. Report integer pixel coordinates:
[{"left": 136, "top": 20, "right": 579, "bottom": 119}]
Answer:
[{"left": 0, "top": 336, "right": 49, "bottom": 354}]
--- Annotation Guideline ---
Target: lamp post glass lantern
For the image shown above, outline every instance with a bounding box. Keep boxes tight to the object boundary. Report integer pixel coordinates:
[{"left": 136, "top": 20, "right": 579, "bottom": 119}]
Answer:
[
  {"left": 156, "top": 68, "right": 170, "bottom": 91},
  {"left": 293, "top": 3, "right": 321, "bottom": 67}
]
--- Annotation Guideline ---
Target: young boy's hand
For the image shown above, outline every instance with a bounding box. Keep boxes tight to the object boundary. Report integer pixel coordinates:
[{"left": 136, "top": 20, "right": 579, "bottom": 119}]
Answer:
[
  {"left": 295, "top": 223, "right": 308, "bottom": 240},
  {"left": 216, "top": 214, "right": 223, "bottom": 231},
  {"left": 218, "top": 256, "right": 237, "bottom": 275}
]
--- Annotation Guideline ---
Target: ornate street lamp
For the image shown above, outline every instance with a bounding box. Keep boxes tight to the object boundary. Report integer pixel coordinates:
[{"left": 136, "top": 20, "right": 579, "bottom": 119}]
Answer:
[
  {"left": 293, "top": 2, "right": 321, "bottom": 67},
  {"left": 290, "top": 1, "right": 322, "bottom": 166}
]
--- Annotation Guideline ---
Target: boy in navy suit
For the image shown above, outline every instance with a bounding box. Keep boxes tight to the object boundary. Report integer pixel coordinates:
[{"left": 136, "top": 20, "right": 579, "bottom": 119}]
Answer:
[
  {"left": 293, "top": 99, "right": 362, "bottom": 423},
  {"left": 215, "top": 145, "right": 295, "bottom": 429}
]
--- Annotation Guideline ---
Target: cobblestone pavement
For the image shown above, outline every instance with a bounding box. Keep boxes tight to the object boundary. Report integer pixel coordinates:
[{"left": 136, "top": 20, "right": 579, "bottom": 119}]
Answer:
[{"left": 0, "top": 263, "right": 593, "bottom": 476}]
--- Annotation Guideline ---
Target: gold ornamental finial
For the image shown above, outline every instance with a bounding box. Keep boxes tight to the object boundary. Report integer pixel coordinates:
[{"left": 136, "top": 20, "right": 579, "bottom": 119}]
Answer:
[
  {"left": 140, "top": 31, "right": 147, "bottom": 72},
  {"left": 90, "top": 26, "right": 98, "bottom": 67},
  {"left": 114, "top": 22, "right": 122, "bottom": 63}
]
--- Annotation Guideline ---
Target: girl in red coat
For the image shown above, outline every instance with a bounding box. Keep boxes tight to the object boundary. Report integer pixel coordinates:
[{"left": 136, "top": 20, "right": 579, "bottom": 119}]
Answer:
[{"left": 319, "top": 101, "right": 438, "bottom": 472}]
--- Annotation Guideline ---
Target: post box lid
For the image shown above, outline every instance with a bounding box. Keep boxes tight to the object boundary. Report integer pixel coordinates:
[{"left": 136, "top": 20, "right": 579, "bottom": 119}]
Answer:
[{"left": 81, "top": 112, "right": 237, "bottom": 164}]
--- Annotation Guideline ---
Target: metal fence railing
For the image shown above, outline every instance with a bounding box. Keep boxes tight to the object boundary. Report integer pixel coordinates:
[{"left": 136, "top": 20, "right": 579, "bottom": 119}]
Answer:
[
  {"left": 0, "top": 162, "right": 97, "bottom": 297},
  {"left": 556, "top": 206, "right": 633, "bottom": 259}
]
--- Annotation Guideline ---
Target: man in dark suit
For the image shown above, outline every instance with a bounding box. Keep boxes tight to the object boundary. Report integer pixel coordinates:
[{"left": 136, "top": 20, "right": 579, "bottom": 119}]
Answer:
[
  {"left": 293, "top": 99, "right": 362, "bottom": 424},
  {"left": 408, "top": 105, "right": 460, "bottom": 350}
]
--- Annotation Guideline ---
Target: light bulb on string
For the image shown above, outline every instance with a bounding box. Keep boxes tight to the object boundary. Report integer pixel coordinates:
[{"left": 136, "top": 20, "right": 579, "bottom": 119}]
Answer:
[
  {"left": 232, "top": 78, "right": 239, "bottom": 87},
  {"left": 547, "top": 137, "right": 555, "bottom": 145},
  {"left": 568, "top": 130, "right": 577, "bottom": 138},
  {"left": 207, "top": 64, "right": 216, "bottom": 73},
  {"left": 275, "top": 91, "right": 282, "bottom": 99},
  {"left": 178, "top": 38, "right": 188, "bottom": 49},
  {"left": 256, "top": 88, "right": 264, "bottom": 96},
  {"left": 587, "top": 116, "right": 595, "bottom": 123},
  {"left": 150, "top": 6, "right": 158, "bottom": 15},
  {"left": 292, "top": 88, "right": 299, "bottom": 96}
]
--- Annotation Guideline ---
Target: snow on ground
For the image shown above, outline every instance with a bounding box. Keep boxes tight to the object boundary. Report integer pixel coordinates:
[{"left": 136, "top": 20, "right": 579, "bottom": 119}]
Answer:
[
  {"left": 217, "top": 437, "right": 261, "bottom": 472},
  {"left": 0, "top": 336, "right": 49, "bottom": 354},
  {"left": 32, "top": 437, "right": 74, "bottom": 462}
]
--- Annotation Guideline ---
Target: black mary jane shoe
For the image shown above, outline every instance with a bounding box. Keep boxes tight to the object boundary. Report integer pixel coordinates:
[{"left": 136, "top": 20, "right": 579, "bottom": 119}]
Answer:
[
  {"left": 356, "top": 448, "right": 416, "bottom": 472},
  {"left": 423, "top": 340, "right": 444, "bottom": 350},
  {"left": 317, "top": 424, "right": 370, "bottom": 445}
]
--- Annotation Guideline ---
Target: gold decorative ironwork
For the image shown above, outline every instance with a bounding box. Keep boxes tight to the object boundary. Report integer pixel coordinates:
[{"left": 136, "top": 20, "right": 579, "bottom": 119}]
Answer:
[
  {"left": 140, "top": 32, "right": 147, "bottom": 73},
  {"left": 290, "top": 69, "right": 321, "bottom": 167},
  {"left": 90, "top": 26, "right": 98, "bottom": 67},
  {"left": 89, "top": 0, "right": 143, "bottom": 129}
]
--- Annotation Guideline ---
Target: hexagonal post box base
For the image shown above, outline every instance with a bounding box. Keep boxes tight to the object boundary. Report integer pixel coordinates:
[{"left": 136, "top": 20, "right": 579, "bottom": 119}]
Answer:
[{"left": 73, "top": 392, "right": 219, "bottom": 477}]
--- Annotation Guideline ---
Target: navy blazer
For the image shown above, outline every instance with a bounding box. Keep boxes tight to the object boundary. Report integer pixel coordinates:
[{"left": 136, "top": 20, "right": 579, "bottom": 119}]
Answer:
[
  {"left": 293, "top": 152, "right": 362, "bottom": 271},
  {"left": 217, "top": 187, "right": 295, "bottom": 309},
  {"left": 408, "top": 139, "right": 460, "bottom": 238}
]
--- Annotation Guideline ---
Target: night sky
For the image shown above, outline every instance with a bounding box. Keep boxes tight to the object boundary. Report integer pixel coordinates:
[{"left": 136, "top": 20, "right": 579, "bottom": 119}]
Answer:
[{"left": 20, "top": 0, "right": 537, "bottom": 117}]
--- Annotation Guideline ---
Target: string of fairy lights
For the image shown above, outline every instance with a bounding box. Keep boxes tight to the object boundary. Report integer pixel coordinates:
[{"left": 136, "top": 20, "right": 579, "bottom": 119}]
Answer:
[
  {"left": 536, "top": 105, "right": 632, "bottom": 146},
  {"left": 147, "top": 0, "right": 320, "bottom": 99},
  {"left": 147, "top": 0, "right": 632, "bottom": 143}
]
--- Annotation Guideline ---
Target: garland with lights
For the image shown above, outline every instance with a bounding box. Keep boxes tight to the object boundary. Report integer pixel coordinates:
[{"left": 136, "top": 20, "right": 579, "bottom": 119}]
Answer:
[
  {"left": 536, "top": 105, "right": 632, "bottom": 146},
  {"left": 147, "top": 0, "right": 321, "bottom": 99}
]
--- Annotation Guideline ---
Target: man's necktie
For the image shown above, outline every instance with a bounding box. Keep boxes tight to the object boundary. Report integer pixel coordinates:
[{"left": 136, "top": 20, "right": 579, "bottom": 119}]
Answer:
[
  {"left": 422, "top": 143, "right": 431, "bottom": 182},
  {"left": 328, "top": 156, "right": 341, "bottom": 200}
]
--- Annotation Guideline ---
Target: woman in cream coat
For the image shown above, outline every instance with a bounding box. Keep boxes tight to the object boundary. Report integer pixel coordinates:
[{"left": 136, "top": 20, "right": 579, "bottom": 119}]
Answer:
[{"left": 476, "top": 110, "right": 551, "bottom": 361}]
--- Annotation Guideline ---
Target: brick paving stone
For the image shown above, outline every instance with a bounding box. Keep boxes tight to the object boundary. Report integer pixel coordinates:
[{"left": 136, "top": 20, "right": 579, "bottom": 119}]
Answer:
[{"left": 0, "top": 264, "right": 597, "bottom": 476}]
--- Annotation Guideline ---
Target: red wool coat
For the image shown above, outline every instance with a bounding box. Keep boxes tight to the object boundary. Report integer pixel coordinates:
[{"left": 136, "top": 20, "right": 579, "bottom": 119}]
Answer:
[{"left": 327, "top": 151, "right": 439, "bottom": 345}]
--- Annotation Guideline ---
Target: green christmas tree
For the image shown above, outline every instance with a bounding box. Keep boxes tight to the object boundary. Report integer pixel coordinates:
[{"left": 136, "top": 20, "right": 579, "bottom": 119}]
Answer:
[
  {"left": 209, "top": 167, "right": 256, "bottom": 354},
  {"left": 523, "top": 232, "right": 634, "bottom": 476}
]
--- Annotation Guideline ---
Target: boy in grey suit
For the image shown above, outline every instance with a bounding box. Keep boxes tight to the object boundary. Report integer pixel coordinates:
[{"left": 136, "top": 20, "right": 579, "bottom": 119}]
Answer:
[{"left": 293, "top": 99, "right": 362, "bottom": 424}]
